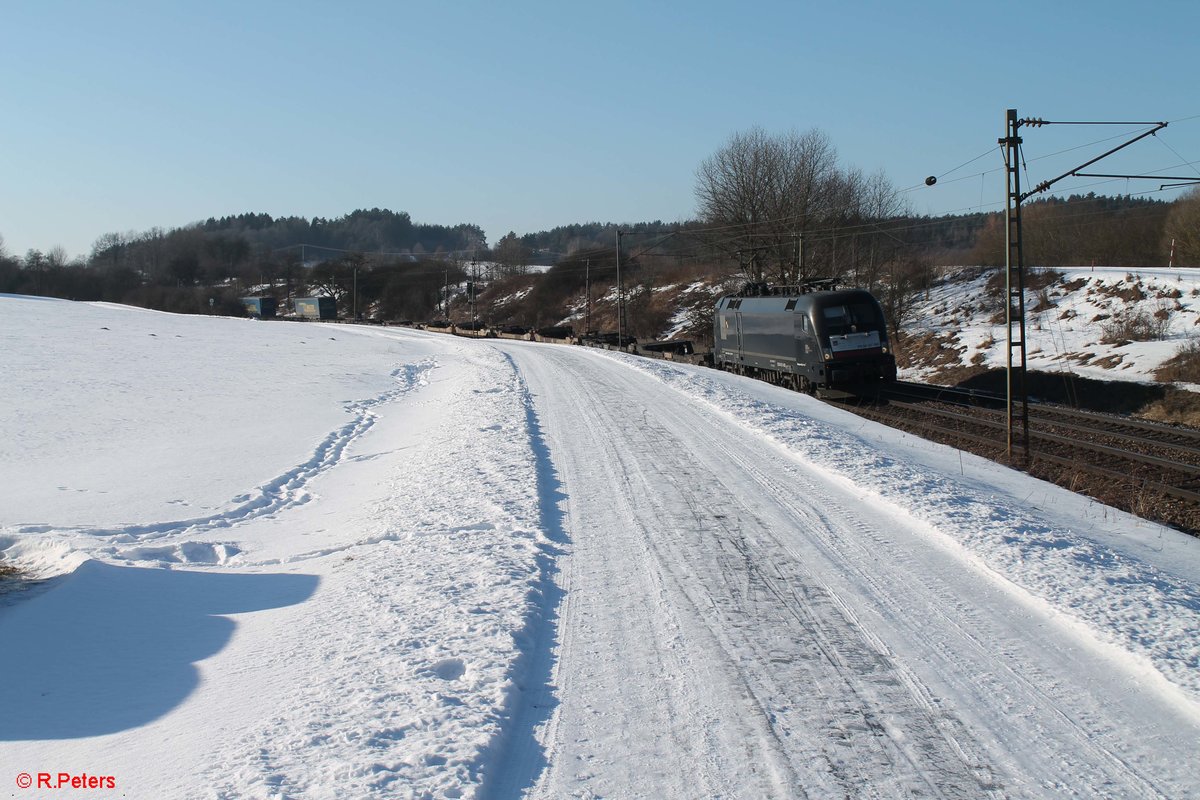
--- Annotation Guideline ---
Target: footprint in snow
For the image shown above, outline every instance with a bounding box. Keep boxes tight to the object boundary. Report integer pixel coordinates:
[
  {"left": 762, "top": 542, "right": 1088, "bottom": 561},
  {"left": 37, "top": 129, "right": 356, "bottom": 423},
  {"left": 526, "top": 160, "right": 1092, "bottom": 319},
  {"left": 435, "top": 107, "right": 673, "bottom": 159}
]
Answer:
[{"left": 431, "top": 658, "right": 465, "bottom": 681}]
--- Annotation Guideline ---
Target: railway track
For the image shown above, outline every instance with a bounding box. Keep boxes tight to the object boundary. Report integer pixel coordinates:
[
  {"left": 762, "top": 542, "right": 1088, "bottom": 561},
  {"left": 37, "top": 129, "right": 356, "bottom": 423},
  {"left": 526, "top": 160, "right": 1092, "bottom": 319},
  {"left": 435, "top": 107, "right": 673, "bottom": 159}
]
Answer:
[
  {"left": 413, "top": 322, "right": 1200, "bottom": 534},
  {"left": 836, "top": 381, "right": 1200, "bottom": 535}
]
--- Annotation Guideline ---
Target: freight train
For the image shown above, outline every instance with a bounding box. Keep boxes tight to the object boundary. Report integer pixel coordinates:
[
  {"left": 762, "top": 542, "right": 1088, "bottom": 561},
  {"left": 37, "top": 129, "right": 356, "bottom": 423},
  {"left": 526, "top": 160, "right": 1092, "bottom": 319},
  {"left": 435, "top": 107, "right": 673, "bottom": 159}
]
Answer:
[
  {"left": 713, "top": 283, "right": 896, "bottom": 396},
  {"left": 285, "top": 280, "right": 897, "bottom": 399}
]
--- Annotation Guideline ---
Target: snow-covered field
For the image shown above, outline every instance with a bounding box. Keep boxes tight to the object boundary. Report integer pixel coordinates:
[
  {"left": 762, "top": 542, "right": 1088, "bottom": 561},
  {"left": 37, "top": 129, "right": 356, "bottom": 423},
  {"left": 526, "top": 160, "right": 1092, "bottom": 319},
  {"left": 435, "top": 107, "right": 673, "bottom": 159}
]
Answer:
[
  {"left": 903, "top": 266, "right": 1200, "bottom": 388},
  {"left": 2, "top": 294, "right": 1199, "bottom": 799}
]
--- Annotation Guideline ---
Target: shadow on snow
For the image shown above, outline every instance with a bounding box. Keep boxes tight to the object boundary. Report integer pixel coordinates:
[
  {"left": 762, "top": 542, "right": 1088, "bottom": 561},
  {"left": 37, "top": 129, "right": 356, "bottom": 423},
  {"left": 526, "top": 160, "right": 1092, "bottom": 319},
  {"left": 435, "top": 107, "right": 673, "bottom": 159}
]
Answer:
[
  {"left": 0, "top": 560, "right": 318, "bottom": 740},
  {"left": 480, "top": 356, "right": 570, "bottom": 799}
]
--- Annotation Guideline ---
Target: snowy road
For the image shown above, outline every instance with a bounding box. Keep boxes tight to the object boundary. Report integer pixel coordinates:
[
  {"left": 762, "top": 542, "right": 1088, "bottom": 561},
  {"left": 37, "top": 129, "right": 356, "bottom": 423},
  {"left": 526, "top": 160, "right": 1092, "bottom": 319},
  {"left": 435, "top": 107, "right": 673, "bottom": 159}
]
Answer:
[
  {"left": 490, "top": 341, "right": 1199, "bottom": 799},
  {"left": 2, "top": 300, "right": 1199, "bottom": 799}
]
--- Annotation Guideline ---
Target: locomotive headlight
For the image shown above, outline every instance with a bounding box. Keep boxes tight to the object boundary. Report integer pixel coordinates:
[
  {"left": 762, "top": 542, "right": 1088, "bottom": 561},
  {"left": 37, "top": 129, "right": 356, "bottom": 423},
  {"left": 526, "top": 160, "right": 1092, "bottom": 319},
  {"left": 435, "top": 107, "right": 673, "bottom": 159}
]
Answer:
[
  {"left": 882, "top": 345, "right": 889, "bottom": 353},
  {"left": 823, "top": 351, "right": 832, "bottom": 361}
]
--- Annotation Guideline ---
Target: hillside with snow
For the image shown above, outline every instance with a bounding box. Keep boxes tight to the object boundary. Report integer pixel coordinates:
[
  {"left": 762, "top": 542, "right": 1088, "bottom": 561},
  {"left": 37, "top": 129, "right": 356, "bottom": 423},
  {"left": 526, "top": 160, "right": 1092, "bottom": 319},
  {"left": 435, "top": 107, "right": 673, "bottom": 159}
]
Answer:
[
  {"left": 2, "top": 294, "right": 1199, "bottom": 799},
  {"left": 900, "top": 267, "right": 1200, "bottom": 402}
]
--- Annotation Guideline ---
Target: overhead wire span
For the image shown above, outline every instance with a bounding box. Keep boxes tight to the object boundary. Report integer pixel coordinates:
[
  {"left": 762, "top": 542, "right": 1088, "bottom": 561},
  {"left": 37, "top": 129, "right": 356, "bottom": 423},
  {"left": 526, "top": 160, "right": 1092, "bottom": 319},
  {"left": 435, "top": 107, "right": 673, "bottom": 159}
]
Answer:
[
  {"left": 906, "top": 164, "right": 1002, "bottom": 191},
  {"left": 275, "top": 242, "right": 485, "bottom": 260},
  {"left": 306, "top": 196, "right": 1177, "bottom": 287},
  {"left": 1022, "top": 124, "right": 1160, "bottom": 164},
  {"left": 274, "top": 192, "right": 1181, "bottom": 282},
  {"left": 1154, "top": 135, "right": 1200, "bottom": 181},
  {"left": 272, "top": 124, "right": 1200, "bottom": 282},
  {"left": 938, "top": 146, "right": 1001, "bottom": 180},
  {"left": 901, "top": 145, "right": 1003, "bottom": 193}
]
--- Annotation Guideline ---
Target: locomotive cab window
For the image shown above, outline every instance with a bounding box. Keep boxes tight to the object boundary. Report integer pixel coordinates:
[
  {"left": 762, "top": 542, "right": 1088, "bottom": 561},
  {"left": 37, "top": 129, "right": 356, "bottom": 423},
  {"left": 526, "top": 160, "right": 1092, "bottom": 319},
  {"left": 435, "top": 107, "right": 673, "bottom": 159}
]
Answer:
[{"left": 822, "top": 303, "right": 881, "bottom": 336}]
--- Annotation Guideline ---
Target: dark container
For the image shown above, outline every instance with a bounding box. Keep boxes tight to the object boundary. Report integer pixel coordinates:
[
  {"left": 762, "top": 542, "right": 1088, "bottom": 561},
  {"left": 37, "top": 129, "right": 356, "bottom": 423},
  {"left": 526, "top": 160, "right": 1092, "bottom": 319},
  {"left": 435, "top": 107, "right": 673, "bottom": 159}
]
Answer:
[
  {"left": 640, "top": 339, "right": 695, "bottom": 355},
  {"left": 294, "top": 296, "right": 337, "bottom": 320},
  {"left": 241, "top": 296, "right": 278, "bottom": 318},
  {"left": 535, "top": 325, "right": 574, "bottom": 340}
]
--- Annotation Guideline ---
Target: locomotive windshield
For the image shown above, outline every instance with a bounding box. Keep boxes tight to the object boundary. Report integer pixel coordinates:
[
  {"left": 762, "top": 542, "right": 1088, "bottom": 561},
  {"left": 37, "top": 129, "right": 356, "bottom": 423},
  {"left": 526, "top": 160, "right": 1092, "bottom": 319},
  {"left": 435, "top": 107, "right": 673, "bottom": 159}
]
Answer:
[{"left": 821, "top": 302, "right": 882, "bottom": 336}]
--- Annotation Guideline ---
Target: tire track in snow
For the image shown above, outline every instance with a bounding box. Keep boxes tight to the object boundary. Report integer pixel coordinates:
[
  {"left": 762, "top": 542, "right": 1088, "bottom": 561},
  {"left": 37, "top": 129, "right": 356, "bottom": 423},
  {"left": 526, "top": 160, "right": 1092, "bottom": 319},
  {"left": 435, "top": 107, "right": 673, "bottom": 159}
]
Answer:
[
  {"left": 501, "top": 344, "right": 782, "bottom": 799},
  {"left": 620, "top": 410, "right": 996, "bottom": 799},
  {"left": 501, "top": 344, "right": 1001, "bottom": 799},
  {"left": 608, "top": 352, "right": 1197, "bottom": 798},
  {"left": 709, "top": 443, "right": 1176, "bottom": 798},
  {"left": 623, "top": 355, "right": 1200, "bottom": 706}
]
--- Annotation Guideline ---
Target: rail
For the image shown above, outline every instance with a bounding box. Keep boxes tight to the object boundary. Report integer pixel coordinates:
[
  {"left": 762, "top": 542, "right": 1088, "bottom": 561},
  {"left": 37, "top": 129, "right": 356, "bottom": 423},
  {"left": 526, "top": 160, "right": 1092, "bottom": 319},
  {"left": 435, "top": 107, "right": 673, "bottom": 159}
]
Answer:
[{"left": 855, "top": 383, "right": 1200, "bottom": 534}]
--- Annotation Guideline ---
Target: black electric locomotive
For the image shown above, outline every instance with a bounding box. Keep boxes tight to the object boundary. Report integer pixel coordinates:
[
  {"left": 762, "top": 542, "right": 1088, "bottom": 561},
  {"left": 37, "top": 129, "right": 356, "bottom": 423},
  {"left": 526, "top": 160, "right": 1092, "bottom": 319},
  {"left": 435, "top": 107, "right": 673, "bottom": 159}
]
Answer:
[{"left": 713, "top": 284, "right": 896, "bottom": 396}]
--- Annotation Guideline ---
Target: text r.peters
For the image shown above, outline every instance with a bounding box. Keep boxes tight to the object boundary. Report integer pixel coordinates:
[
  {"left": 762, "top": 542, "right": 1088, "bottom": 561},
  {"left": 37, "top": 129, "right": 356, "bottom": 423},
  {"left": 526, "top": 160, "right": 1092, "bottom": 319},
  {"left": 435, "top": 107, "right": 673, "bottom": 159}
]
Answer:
[{"left": 34, "top": 772, "right": 117, "bottom": 790}]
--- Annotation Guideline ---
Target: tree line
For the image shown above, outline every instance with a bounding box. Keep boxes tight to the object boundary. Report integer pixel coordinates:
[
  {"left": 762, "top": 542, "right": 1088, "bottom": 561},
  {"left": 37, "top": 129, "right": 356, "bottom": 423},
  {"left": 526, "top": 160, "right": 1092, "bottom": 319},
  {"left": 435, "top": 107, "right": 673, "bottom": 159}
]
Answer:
[
  {"left": 964, "top": 192, "right": 1196, "bottom": 268},
  {"left": 194, "top": 209, "right": 485, "bottom": 256},
  {"left": 3, "top": 127, "right": 1197, "bottom": 331}
]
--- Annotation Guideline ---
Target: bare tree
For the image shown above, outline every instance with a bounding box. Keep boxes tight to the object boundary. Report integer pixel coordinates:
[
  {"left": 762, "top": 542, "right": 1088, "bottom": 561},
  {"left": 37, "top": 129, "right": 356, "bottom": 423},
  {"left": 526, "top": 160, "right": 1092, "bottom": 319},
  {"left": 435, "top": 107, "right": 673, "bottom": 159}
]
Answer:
[
  {"left": 46, "top": 245, "right": 70, "bottom": 269},
  {"left": 694, "top": 127, "right": 779, "bottom": 281},
  {"left": 775, "top": 129, "right": 839, "bottom": 282},
  {"left": 494, "top": 232, "right": 530, "bottom": 277},
  {"left": 310, "top": 253, "right": 365, "bottom": 311},
  {"left": 876, "top": 255, "right": 933, "bottom": 339},
  {"left": 695, "top": 127, "right": 886, "bottom": 285},
  {"left": 845, "top": 170, "right": 910, "bottom": 289},
  {"left": 90, "top": 232, "right": 127, "bottom": 272}
]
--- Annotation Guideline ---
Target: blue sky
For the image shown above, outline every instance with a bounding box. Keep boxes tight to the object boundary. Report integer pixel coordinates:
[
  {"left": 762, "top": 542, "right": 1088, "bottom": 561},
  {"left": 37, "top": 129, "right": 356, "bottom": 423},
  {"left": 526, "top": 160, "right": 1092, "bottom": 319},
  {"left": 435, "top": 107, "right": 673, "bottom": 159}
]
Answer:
[{"left": 2, "top": 0, "right": 1197, "bottom": 259}]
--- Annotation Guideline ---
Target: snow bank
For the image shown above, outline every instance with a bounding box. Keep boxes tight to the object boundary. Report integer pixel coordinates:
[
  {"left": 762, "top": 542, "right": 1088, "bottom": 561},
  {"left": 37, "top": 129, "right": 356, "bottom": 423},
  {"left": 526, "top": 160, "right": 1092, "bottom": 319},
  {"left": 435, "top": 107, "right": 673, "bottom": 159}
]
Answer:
[{"left": 0, "top": 298, "right": 556, "bottom": 798}]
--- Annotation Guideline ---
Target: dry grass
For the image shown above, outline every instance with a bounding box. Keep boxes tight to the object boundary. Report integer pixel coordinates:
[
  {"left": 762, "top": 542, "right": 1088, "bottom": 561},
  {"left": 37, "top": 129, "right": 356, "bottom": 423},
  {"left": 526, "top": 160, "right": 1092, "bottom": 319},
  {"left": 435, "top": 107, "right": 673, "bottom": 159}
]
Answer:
[
  {"left": 896, "top": 331, "right": 987, "bottom": 385},
  {"left": 1155, "top": 339, "right": 1200, "bottom": 384},
  {"left": 1032, "top": 287, "right": 1057, "bottom": 312},
  {"left": 1140, "top": 389, "right": 1200, "bottom": 427},
  {"left": 984, "top": 268, "right": 1065, "bottom": 295},
  {"left": 1100, "top": 308, "right": 1172, "bottom": 344}
]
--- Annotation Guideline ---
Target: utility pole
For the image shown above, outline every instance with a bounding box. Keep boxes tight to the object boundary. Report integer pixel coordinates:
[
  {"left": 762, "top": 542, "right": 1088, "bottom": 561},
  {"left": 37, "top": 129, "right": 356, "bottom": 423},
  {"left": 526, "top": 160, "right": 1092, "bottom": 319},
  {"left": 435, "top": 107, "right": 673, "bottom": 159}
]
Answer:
[
  {"left": 330, "top": 261, "right": 338, "bottom": 316},
  {"left": 615, "top": 230, "right": 624, "bottom": 347},
  {"left": 1001, "top": 109, "right": 1030, "bottom": 460},
  {"left": 585, "top": 258, "right": 591, "bottom": 333},
  {"left": 443, "top": 268, "right": 449, "bottom": 318},
  {"left": 793, "top": 231, "right": 804, "bottom": 281},
  {"left": 997, "top": 109, "right": 1180, "bottom": 460},
  {"left": 470, "top": 259, "right": 478, "bottom": 329},
  {"left": 353, "top": 265, "right": 358, "bottom": 320}
]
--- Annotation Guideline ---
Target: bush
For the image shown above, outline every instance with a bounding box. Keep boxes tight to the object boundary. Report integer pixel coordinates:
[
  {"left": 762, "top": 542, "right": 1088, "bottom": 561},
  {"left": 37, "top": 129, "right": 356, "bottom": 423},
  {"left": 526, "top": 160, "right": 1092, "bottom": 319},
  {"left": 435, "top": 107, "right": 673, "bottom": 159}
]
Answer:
[{"left": 1100, "top": 306, "right": 1172, "bottom": 343}]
